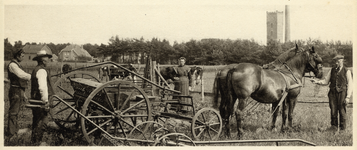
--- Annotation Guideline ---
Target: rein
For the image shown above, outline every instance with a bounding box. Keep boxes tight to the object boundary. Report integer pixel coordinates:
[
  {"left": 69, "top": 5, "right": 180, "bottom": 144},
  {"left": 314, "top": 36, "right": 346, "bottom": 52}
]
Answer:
[{"left": 283, "top": 63, "right": 300, "bottom": 85}]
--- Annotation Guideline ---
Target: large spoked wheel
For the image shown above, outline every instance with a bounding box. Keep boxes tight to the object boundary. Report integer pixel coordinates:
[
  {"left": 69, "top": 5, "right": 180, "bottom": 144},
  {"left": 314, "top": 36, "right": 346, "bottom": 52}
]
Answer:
[
  {"left": 80, "top": 80, "right": 152, "bottom": 145},
  {"left": 192, "top": 108, "right": 222, "bottom": 141},
  {"left": 128, "top": 121, "right": 167, "bottom": 146},
  {"left": 50, "top": 71, "right": 100, "bottom": 130},
  {"left": 154, "top": 133, "right": 196, "bottom": 146}
]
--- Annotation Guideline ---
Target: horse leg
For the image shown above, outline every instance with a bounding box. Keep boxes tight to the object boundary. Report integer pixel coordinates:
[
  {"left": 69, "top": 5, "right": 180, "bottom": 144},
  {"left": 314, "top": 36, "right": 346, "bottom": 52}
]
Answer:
[
  {"left": 269, "top": 102, "right": 279, "bottom": 131},
  {"left": 223, "top": 117, "right": 230, "bottom": 138},
  {"left": 220, "top": 103, "right": 231, "bottom": 138},
  {"left": 235, "top": 97, "right": 246, "bottom": 139},
  {"left": 288, "top": 97, "right": 297, "bottom": 128},
  {"left": 281, "top": 98, "right": 289, "bottom": 131}
]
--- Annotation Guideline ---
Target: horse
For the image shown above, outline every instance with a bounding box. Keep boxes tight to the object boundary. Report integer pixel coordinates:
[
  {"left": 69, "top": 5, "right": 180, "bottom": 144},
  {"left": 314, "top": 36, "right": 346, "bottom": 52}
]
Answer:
[
  {"left": 110, "top": 64, "right": 139, "bottom": 81},
  {"left": 213, "top": 45, "right": 302, "bottom": 111},
  {"left": 189, "top": 66, "right": 204, "bottom": 90},
  {"left": 213, "top": 46, "right": 323, "bottom": 138},
  {"left": 62, "top": 64, "right": 72, "bottom": 74},
  {"left": 159, "top": 66, "right": 178, "bottom": 84}
]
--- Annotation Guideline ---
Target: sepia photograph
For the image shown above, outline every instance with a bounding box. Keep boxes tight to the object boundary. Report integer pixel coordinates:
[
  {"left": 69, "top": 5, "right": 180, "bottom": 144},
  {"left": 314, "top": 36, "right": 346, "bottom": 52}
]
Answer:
[{"left": 1, "top": 0, "right": 355, "bottom": 147}]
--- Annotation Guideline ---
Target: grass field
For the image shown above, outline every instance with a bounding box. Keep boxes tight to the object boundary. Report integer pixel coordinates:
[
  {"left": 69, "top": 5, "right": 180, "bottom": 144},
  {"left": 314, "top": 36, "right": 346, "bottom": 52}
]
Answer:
[{"left": 3, "top": 64, "right": 353, "bottom": 146}]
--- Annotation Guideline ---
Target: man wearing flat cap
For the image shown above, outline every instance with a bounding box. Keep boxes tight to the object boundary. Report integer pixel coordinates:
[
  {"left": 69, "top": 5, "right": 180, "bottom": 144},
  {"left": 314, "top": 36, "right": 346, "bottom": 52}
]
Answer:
[
  {"left": 6, "top": 49, "right": 31, "bottom": 141},
  {"left": 30, "top": 49, "right": 54, "bottom": 145},
  {"left": 311, "top": 55, "right": 353, "bottom": 132}
]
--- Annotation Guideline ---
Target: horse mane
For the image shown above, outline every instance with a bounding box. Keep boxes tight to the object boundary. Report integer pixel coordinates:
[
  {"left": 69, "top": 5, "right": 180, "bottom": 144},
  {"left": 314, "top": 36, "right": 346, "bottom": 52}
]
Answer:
[
  {"left": 263, "top": 46, "right": 301, "bottom": 69},
  {"left": 280, "top": 49, "right": 309, "bottom": 72}
]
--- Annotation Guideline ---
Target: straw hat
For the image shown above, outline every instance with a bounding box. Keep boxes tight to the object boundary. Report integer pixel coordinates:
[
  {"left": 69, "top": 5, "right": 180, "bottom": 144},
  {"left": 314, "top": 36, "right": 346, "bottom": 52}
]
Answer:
[{"left": 33, "top": 49, "right": 52, "bottom": 61}]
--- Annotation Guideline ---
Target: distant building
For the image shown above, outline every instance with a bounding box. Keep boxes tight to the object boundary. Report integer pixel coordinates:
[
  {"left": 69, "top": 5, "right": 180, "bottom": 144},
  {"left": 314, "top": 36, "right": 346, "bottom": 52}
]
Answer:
[
  {"left": 58, "top": 44, "right": 92, "bottom": 61},
  {"left": 22, "top": 44, "right": 53, "bottom": 61},
  {"left": 267, "top": 5, "right": 291, "bottom": 44},
  {"left": 52, "top": 54, "right": 58, "bottom": 62},
  {"left": 267, "top": 11, "right": 284, "bottom": 43}
]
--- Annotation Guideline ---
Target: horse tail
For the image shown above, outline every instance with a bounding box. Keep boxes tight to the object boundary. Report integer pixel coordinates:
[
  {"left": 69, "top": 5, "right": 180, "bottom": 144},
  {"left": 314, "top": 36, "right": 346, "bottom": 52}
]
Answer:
[
  {"left": 212, "top": 71, "right": 221, "bottom": 109},
  {"left": 226, "top": 68, "right": 235, "bottom": 109}
]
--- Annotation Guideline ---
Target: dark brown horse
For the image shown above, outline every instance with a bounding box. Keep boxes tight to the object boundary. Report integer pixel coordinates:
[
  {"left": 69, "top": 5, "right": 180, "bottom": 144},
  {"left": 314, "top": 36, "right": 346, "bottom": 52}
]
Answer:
[
  {"left": 159, "top": 66, "right": 178, "bottom": 84},
  {"left": 213, "top": 46, "right": 323, "bottom": 138},
  {"left": 213, "top": 45, "right": 302, "bottom": 112}
]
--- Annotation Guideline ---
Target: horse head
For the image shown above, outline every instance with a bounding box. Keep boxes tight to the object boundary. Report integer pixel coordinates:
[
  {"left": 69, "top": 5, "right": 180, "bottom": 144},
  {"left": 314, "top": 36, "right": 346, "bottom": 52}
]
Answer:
[
  {"left": 190, "top": 66, "right": 203, "bottom": 86},
  {"left": 305, "top": 46, "right": 323, "bottom": 78},
  {"left": 160, "top": 66, "right": 178, "bottom": 83}
]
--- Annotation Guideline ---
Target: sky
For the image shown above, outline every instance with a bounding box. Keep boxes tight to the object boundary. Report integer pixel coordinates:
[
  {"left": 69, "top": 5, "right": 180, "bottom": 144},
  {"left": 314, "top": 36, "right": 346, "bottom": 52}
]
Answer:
[{"left": 2, "top": 0, "right": 356, "bottom": 45}]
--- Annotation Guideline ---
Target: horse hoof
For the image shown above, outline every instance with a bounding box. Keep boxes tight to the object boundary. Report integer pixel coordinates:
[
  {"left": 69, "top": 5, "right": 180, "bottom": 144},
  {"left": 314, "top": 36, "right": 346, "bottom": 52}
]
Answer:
[
  {"left": 237, "top": 133, "right": 243, "bottom": 139},
  {"left": 256, "top": 127, "right": 265, "bottom": 133},
  {"left": 268, "top": 126, "right": 276, "bottom": 131},
  {"left": 281, "top": 126, "right": 293, "bottom": 132},
  {"left": 269, "top": 127, "right": 277, "bottom": 132}
]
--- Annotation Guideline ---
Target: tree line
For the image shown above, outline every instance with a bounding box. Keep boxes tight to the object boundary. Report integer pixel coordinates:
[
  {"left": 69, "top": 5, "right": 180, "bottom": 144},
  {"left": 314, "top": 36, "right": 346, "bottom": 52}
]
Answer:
[{"left": 4, "top": 37, "right": 352, "bottom": 67}]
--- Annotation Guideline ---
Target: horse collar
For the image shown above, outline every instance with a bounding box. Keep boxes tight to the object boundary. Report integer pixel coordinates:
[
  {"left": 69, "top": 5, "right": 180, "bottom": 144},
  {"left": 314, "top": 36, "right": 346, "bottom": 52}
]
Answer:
[
  {"left": 283, "top": 63, "right": 300, "bottom": 84},
  {"left": 278, "top": 64, "right": 303, "bottom": 91}
]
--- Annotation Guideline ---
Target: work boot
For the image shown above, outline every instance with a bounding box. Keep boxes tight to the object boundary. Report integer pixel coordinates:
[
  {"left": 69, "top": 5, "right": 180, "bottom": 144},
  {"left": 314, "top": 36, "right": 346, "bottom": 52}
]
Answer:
[
  {"left": 17, "top": 128, "right": 31, "bottom": 136},
  {"left": 5, "top": 134, "right": 19, "bottom": 145},
  {"left": 39, "top": 142, "right": 49, "bottom": 146},
  {"left": 47, "top": 121, "right": 61, "bottom": 130}
]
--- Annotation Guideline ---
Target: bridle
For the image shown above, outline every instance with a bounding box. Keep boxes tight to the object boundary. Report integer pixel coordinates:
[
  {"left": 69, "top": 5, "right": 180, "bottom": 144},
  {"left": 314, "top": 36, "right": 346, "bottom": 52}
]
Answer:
[
  {"left": 306, "top": 52, "right": 322, "bottom": 74},
  {"left": 279, "top": 50, "right": 320, "bottom": 86}
]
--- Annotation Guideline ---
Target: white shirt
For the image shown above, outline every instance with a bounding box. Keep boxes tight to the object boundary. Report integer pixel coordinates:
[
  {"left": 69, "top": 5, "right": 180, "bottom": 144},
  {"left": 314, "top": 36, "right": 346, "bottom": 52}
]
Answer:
[
  {"left": 316, "top": 67, "right": 353, "bottom": 98},
  {"left": 8, "top": 62, "right": 31, "bottom": 81},
  {"left": 36, "top": 69, "right": 49, "bottom": 102}
]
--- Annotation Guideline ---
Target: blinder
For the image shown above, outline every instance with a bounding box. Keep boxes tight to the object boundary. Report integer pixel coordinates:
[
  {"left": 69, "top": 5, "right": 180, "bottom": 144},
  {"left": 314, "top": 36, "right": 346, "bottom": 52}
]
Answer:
[{"left": 305, "top": 50, "right": 323, "bottom": 78}]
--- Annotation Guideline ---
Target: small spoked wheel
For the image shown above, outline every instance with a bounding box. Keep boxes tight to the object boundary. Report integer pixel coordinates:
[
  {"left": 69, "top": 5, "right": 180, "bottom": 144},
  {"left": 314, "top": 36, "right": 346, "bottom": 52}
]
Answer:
[
  {"left": 154, "top": 133, "right": 196, "bottom": 146},
  {"left": 50, "top": 71, "right": 99, "bottom": 130},
  {"left": 80, "top": 80, "right": 152, "bottom": 145},
  {"left": 191, "top": 108, "right": 222, "bottom": 141},
  {"left": 128, "top": 121, "right": 167, "bottom": 146}
]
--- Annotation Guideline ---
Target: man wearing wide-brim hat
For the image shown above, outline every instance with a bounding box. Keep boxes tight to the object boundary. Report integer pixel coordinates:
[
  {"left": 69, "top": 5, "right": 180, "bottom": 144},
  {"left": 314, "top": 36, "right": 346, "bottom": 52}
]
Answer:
[
  {"left": 6, "top": 48, "right": 31, "bottom": 142},
  {"left": 30, "top": 49, "right": 54, "bottom": 145},
  {"left": 311, "top": 55, "right": 353, "bottom": 132}
]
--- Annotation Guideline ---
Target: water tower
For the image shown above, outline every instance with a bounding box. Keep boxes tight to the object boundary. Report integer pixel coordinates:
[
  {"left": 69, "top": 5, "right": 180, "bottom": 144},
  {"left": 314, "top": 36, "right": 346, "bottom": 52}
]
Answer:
[{"left": 266, "top": 5, "right": 290, "bottom": 43}]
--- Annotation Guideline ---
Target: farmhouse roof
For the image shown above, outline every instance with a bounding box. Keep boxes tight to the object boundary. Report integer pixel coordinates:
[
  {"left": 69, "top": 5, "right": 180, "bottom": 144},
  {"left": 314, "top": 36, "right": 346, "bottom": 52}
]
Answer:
[
  {"left": 59, "top": 44, "right": 92, "bottom": 58},
  {"left": 22, "top": 44, "right": 52, "bottom": 54}
]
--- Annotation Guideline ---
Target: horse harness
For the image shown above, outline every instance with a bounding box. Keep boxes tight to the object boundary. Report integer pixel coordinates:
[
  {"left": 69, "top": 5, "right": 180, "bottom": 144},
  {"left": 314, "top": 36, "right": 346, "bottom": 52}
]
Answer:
[{"left": 270, "top": 63, "right": 303, "bottom": 117}]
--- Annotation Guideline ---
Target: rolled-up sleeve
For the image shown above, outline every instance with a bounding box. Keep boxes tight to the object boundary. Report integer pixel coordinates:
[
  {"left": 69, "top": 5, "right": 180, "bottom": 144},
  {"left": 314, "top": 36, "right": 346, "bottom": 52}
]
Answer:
[
  {"left": 9, "top": 63, "right": 31, "bottom": 80},
  {"left": 346, "top": 70, "right": 353, "bottom": 98},
  {"left": 316, "top": 69, "right": 331, "bottom": 85},
  {"left": 36, "top": 69, "right": 48, "bottom": 102}
]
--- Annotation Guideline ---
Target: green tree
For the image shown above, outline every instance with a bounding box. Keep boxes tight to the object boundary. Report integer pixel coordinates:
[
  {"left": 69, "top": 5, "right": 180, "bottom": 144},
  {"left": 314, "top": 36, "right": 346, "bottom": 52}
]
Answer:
[{"left": 4, "top": 38, "right": 13, "bottom": 60}]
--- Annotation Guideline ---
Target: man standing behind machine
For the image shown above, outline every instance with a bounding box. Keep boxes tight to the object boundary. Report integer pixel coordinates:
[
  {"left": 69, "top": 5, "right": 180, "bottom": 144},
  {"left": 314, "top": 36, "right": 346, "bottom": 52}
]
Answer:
[{"left": 30, "top": 49, "right": 54, "bottom": 145}]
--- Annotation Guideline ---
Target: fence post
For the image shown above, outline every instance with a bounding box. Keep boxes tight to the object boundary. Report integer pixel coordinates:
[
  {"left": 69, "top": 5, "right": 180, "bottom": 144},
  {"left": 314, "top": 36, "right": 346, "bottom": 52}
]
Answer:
[
  {"left": 157, "top": 63, "right": 161, "bottom": 85},
  {"left": 200, "top": 66, "right": 204, "bottom": 102},
  {"left": 152, "top": 61, "right": 157, "bottom": 96}
]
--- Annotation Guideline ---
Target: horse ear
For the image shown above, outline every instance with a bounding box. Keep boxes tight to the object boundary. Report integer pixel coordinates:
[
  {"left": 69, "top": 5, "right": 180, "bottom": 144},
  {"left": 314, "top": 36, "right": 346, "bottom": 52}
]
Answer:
[
  {"left": 310, "top": 46, "right": 315, "bottom": 53},
  {"left": 294, "top": 44, "right": 299, "bottom": 54}
]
